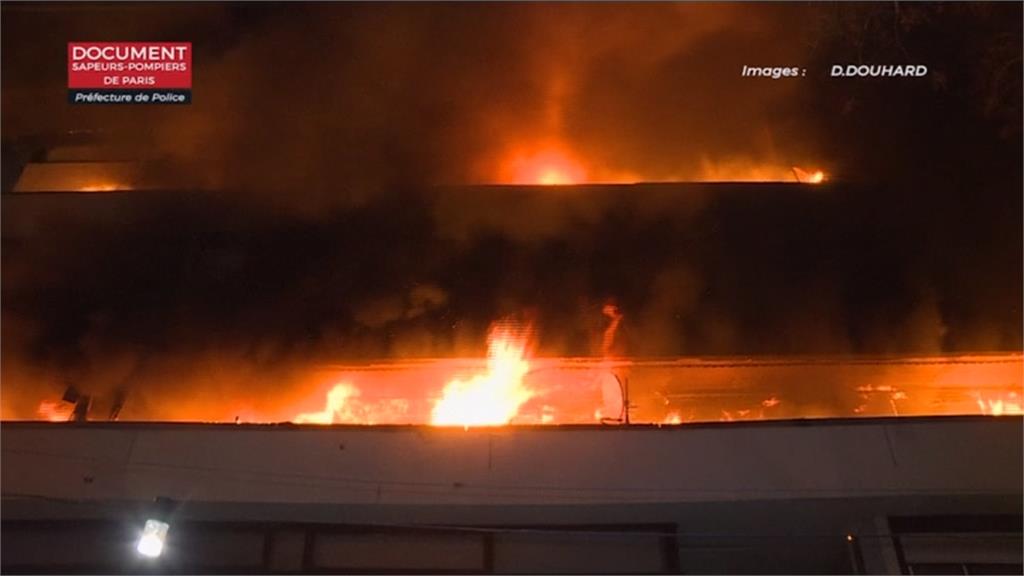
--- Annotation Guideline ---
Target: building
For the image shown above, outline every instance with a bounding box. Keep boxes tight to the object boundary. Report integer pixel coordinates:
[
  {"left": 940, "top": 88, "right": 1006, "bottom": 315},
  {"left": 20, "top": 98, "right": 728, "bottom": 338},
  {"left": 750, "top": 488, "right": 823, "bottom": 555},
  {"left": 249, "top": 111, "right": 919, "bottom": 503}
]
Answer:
[
  {"left": 3, "top": 139, "right": 1021, "bottom": 574},
  {"left": 2, "top": 416, "right": 1021, "bottom": 574}
]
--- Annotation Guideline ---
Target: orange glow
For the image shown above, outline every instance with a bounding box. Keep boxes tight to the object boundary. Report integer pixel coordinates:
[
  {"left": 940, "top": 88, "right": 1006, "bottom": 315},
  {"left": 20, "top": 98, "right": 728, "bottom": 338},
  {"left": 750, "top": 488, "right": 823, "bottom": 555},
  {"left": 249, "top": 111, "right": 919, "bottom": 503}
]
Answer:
[
  {"left": 430, "top": 324, "right": 534, "bottom": 426},
  {"left": 294, "top": 382, "right": 359, "bottom": 424},
  {"left": 792, "top": 166, "right": 826, "bottom": 184},
  {"left": 502, "top": 147, "right": 587, "bottom": 186},
  {"left": 36, "top": 401, "right": 70, "bottom": 422},
  {"left": 601, "top": 303, "right": 623, "bottom": 356},
  {"left": 13, "top": 353, "right": 1023, "bottom": 426},
  {"left": 976, "top": 392, "right": 1022, "bottom": 416},
  {"left": 662, "top": 412, "right": 682, "bottom": 425},
  {"left": 292, "top": 380, "right": 411, "bottom": 425},
  {"left": 77, "top": 182, "right": 125, "bottom": 192},
  {"left": 490, "top": 137, "right": 829, "bottom": 185},
  {"left": 12, "top": 162, "right": 140, "bottom": 193},
  {"left": 495, "top": 152, "right": 831, "bottom": 185}
]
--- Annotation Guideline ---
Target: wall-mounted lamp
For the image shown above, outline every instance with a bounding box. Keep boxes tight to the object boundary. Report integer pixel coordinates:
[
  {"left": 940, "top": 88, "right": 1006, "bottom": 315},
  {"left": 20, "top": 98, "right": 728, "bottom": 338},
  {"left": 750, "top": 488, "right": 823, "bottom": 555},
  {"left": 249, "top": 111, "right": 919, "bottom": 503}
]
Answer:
[{"left": 136, "top": 497, "right": 175, "bottom": 559}]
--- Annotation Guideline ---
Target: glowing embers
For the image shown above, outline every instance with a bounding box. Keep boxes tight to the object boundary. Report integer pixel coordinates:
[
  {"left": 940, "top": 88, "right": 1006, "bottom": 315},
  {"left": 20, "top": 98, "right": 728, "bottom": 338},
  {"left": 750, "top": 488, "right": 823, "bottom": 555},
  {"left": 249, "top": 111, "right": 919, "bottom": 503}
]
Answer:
[{"left": 431, "top": 324, "right": 534, "bottom": 427}]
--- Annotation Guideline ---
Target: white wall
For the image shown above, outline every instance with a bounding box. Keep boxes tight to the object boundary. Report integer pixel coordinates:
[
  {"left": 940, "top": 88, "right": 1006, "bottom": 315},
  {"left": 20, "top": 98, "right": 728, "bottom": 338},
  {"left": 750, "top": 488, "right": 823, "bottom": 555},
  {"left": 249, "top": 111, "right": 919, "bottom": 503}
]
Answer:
[{"left": 2, "top": 417, "right": 1020, "bottom": 507}]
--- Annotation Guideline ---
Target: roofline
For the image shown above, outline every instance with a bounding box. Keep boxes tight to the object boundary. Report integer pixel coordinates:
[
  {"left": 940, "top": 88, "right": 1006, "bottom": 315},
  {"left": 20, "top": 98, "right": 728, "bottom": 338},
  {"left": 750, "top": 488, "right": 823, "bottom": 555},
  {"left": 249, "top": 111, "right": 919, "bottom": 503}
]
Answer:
[{"left": 2, "top": 414, "right": 1018, "bottom": 433}]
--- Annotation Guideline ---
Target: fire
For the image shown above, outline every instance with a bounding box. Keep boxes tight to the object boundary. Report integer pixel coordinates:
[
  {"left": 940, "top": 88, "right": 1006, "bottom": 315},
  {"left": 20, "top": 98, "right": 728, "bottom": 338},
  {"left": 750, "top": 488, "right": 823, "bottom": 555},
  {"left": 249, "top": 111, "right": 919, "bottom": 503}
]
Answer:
[
  {"left": 78, "top": 182, "right": 124, "bottom": 192},
  {"left": 294, "top": 382, "right": 360, "bottom": 424},
  {"left": 492, "top": 139, "right": 829, "bottom": 185},
  {"left": 976, "top": 392, "right": 1022, "bottom": 416},
  {"left": 430, "top": 325, "right": 533, "bottom": 426},
  {"left": 293, "top": 381, "right": 411, "bottom": 425},
  {"left": 601, "top": 303, "right": 623, "bottom": 356},
  {"left": 502, "top": 147, "right": 587, "bottom": 186},
  {"left": 36, "top": 401, "right": 71, "bottom": 422},
  {"left": 792, "top": 166, "right": 826, "bottom": 184}
]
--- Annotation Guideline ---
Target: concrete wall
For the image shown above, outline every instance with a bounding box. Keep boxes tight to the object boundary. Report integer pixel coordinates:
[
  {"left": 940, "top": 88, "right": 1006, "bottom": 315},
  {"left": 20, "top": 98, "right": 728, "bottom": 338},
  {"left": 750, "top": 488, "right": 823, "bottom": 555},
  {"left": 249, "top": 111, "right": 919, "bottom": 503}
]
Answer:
[
  {"left": 2, "top": 417, "right": 1020, "bottom": 506},
  {"left": 2, "top": 417, "right": 1021, "bottom": 573}
]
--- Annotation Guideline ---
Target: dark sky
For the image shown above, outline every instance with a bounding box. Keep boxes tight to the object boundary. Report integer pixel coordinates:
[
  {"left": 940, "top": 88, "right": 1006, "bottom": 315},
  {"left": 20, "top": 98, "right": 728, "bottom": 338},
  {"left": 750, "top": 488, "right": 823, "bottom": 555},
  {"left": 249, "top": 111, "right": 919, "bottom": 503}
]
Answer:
[{"left": 1, "top": 3, "right": 1021, "bottom": 412}]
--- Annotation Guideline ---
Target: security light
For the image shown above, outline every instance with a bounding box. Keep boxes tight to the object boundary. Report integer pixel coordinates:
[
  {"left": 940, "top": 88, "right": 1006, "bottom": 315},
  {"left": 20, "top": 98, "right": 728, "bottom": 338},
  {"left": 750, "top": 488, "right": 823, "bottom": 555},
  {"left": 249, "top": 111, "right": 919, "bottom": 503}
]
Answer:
[
  {"left": 136, "top": 497, "right": 175, "bottom": 559},
  {"left": 136, "top": 519, "right": 169, "bottom": 558}
]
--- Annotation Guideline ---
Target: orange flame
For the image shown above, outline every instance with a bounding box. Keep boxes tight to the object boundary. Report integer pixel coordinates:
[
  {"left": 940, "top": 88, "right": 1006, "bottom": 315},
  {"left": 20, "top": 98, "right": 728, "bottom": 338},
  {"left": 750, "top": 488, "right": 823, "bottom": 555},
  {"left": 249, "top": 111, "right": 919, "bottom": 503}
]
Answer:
[
  {"left": 601, "top": 303, "right": 623, "bottom": 356},
  {"left": 293, "top": 381, "right": 411, "bottom": 425},
  {"left": 976, "top": 392, "right": 1022, "bottom": 416},
  {"left": 430, "top": 325, "right": 533, "bottom": 426},
  {"left": 294, "top": 382, "right": 360, "bottom": 424},
  {"left": 36, "top": 401, "right": 70, "bottom": 422},
  {"left": 792, "top": 166, "right": 826, "bottom": 184},
  {"left": 78, "top": 182, "right": 125, "bottom": 192},
  {"left": 501, "top": 146, "right": 587, "bottom": 186}
]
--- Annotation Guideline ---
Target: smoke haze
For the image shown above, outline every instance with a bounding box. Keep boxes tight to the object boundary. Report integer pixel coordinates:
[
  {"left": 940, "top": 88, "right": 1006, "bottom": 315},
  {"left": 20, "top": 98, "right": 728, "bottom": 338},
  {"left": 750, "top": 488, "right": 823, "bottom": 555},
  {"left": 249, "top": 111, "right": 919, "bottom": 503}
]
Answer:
[{"left": 1, "top": 3, "right": 1021, "bottom": 419}]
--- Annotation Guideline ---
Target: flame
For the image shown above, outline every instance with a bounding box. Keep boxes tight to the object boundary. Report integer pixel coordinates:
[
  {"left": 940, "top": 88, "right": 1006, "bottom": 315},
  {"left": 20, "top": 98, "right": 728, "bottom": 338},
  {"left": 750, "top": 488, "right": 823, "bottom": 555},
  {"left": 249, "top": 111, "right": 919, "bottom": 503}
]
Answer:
[
  {"left": 492, "top": 138, "right": 830, "bottom": 185},
  {"left": 601, "top": 303, "right": 623, "bottom": 356},
  {"left": 662, "top": 412, "right": 682, "bottom": 425},
  {"left": 294, "top": 382, "right": 360, "bottom": 424},
  {"left": 792, "top": 166, "right": 826, "bottom": 184},
  {"left": 36, "top": 401, "right": 70, "bottom": 422},
  {"left": 976, "top": 392, "right": 1022, "bottom": 416},
  {"left": 15, "top": 351, "right": 1023, "bottom": 426},
  {"left": 430, "top": 325, "right": 533, "bottom": 426},
  {"left": 78, "top": 182, "right": 124, "bottom": 192},
  {"left": 293, "top": 381, "right": 411, "bottom": 425},
  {"left": 501, "top": 146, "right": 587, "bottom": 186}
]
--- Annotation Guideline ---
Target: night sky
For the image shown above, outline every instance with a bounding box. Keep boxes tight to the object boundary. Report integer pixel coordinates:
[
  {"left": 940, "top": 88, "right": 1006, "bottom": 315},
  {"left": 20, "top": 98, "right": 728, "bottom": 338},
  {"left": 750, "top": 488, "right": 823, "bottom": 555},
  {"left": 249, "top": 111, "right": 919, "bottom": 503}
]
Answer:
[{"left": 1, "top": 3, "right": 1021, "bottom": 413}]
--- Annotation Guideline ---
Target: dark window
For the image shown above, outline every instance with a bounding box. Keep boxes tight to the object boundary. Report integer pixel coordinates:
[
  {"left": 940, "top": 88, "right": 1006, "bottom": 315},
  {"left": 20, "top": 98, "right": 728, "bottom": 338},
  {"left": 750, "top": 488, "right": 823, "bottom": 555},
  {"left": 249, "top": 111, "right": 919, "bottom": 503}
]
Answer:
[{"left": 892, "top": 515, "right": 1023, "bottom": 576}]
